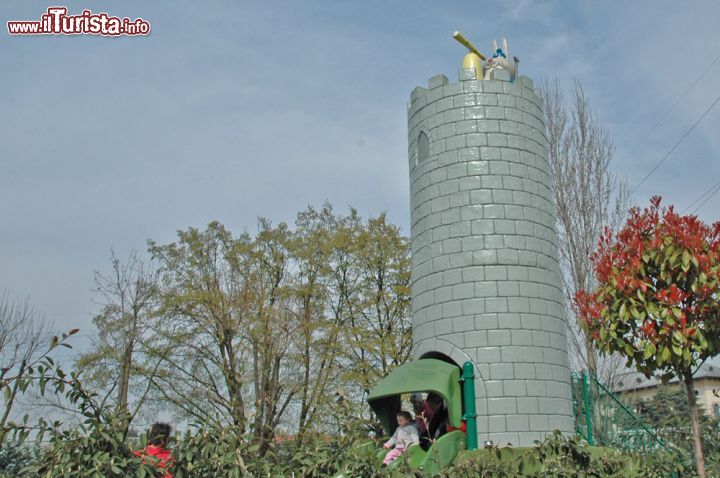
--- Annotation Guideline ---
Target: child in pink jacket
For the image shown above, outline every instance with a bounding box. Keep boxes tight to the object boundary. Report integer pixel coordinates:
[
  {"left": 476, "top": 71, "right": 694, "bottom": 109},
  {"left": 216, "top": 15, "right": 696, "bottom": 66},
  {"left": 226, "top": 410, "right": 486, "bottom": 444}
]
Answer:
[{"left": 382, "top": 411, "right": 420, "bottom": 465}]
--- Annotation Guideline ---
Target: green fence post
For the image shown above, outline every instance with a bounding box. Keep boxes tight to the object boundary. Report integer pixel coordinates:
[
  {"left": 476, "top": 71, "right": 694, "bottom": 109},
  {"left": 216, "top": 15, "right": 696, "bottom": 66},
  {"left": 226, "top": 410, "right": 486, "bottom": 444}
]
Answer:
[
  {"left": 462, "top": 361, "right": 478, "bottom": 450},
  {"left": 582, "top": 372, "right": 594, "bottom": 446}
]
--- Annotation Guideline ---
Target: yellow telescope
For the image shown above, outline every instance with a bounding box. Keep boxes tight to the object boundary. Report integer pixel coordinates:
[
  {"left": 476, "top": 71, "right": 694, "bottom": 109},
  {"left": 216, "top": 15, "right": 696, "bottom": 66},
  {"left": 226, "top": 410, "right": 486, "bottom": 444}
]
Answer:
[{"left": 453, "top": 31, "right": 485, "bottom": 80}]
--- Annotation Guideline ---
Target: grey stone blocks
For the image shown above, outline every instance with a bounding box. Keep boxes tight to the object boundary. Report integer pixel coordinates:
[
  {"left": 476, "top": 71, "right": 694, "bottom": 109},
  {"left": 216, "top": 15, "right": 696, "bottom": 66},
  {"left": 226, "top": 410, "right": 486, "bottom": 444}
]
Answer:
[
  {"left": 428, "top": 74, "right": 449, "bottom": 89},
  {"left": 459, "top": 68, "right": 478, "bottom": 81},
  {"left": 409, "top": 75, "right": 573, "bottom": 447}
]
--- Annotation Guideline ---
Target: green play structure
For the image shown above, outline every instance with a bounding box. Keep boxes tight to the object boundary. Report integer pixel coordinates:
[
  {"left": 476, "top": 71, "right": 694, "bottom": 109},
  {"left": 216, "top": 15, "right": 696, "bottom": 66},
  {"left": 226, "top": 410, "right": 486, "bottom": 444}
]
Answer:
[
  {"left": 333, "top": 361, "right": 669, "bottom": 477},
  {"left": 364, "top": 358, "right": 477, "bottom": 476}
]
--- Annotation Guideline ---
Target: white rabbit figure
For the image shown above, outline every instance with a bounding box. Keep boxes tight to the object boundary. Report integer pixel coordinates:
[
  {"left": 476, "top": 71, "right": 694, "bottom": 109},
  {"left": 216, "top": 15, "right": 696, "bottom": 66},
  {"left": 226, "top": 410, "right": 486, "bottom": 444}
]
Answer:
[{"left": 483, "top": 38, "right": 519, "bottom": 81}]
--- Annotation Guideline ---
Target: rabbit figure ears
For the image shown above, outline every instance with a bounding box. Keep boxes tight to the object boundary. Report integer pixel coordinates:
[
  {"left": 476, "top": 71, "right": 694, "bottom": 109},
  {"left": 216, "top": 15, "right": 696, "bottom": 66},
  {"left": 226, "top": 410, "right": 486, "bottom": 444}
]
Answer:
[{"left": 490, "top": 38, "right": 510, "bottom": 59}]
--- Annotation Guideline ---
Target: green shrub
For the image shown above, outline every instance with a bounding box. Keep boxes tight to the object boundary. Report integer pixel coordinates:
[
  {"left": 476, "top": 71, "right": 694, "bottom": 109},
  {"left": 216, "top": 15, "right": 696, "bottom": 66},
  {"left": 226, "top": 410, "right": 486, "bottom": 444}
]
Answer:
[
  {"left": 3, "top": 368, "right": 704, "bottom": 477},
  {"left": 169, "top": 425, "right": 415, "bottom": 478},
  {"left": 0, "top": 440, "right": 40, "bottom": 477},
  {"left": 6, "top": 369, "right": 161, "bottom": 478},
  {"left": 440, "top": 432, "right": 695, "bottom": 478},
  {"left": 25, "top": 425, "right": 160, "bottom": 478}
]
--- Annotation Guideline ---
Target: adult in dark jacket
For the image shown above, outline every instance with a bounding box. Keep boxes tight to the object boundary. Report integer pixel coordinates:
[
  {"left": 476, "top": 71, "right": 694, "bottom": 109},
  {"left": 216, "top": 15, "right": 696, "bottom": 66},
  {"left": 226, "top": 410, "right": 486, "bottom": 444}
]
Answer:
[{"left": 420, "top": 393, "right": 449, "bottom": 450}]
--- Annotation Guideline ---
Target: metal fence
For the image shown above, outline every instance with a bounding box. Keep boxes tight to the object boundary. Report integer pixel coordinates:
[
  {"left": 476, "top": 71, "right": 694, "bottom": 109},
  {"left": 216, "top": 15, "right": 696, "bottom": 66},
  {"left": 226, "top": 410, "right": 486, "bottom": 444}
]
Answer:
[{"left": 570, "top": 371, "right": 667, "bottom": 450}]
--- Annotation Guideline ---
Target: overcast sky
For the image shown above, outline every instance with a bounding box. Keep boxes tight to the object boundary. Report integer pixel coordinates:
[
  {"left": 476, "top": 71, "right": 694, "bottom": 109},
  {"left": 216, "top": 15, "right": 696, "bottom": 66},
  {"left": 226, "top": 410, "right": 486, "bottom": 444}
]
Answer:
[{"left": 1, "top": 1, "right": 719, "bottom": 357}]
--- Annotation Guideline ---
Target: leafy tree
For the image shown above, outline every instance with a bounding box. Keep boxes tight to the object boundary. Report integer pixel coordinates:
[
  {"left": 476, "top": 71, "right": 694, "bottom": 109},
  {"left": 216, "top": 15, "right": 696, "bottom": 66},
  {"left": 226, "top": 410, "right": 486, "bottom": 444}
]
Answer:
[
  {"left": 290, "top": 205, "right": 357, "bottom": 443},
  {"left": 289, "top": 207, "right": 412, "bottom": 437},
  {"left": 341, "top": 213, "right": 412, "bottom": 397},
  {"left": 575, "top": 197, "right": 720, "bottom": 477},
  {"left": 630, "top": 385, "right": 720, "bottom": 461},
  {"left": 243, "top": 219, "right": 296, "bottom": 453},
  {"left": 147, "top": 222, "right": 255, "bottom": 432},
  {"left": 291, "top": 207, "right": 413, "bottom": 435},
  {"left": 69, "top": 205, "right": 412, "bottom": 455},
  {"left": 147, "top": 218, "right": 319, "bottom": 453}
]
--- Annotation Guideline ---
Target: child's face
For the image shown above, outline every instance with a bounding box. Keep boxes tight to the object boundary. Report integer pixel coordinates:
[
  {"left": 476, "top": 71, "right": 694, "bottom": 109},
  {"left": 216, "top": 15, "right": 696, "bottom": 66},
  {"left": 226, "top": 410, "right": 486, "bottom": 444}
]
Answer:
[{"left": 397, "top": 415, "right": 409, "bottom": 427}]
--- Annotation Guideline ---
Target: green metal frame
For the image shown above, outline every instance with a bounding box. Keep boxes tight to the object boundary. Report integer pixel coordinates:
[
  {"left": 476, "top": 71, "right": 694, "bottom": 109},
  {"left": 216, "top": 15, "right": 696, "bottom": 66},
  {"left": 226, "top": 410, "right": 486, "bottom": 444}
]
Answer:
[
  {"left": 571, "top": 371, "right": 667, "bottom": 450},
  {"left": 461, "top": 361, "right": 477, "bottom": 450}
]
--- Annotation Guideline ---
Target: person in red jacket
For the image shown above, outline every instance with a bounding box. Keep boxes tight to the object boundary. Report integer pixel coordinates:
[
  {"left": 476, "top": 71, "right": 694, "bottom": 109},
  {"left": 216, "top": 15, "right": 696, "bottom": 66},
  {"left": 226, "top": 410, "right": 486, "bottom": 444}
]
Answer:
[{"left": 135, "top": 422, "right": 174, "bottom": 478}]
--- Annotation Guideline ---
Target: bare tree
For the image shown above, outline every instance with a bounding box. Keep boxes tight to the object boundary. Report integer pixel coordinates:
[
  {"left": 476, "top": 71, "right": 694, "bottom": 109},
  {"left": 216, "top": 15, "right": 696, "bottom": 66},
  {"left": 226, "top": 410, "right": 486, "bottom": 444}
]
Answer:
[
  {"left": 540, "top": 79, "right": 630, "bottom": 383},
  {"left": 0, "top": 293, "right": 64, "bottom": 444},
  {"left": 76, "top": 250, "right": 160, "bottom": 436}
]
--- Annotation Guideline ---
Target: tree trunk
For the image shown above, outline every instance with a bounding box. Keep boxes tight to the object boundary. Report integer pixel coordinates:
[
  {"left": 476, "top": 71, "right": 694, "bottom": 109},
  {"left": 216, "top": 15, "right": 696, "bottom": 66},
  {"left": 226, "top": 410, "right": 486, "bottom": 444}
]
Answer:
[
  {"left": 222, "top": 335, "right": 246, "bottom": 434},
  {"left": 585, "top": 336, "right": 597, "bottom": 376},
  {"left": 115, "top": 338, "right": 134, "bottom": 435},
  {"left": 295, "top": 296, "right": 314, "bottom": 448},
  {"left": 0, "top": 360, "right": 26, "bottom": 446},
  {"left": 684, "top": 371, "right": 706, "bottom": 478}
]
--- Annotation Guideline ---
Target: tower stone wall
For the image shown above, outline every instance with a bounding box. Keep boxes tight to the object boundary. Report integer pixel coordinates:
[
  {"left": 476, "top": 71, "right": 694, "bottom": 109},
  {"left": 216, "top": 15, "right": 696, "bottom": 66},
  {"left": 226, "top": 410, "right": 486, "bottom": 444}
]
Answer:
[{"left": 407, "top": 70, "right": 574, "bottom": 446}]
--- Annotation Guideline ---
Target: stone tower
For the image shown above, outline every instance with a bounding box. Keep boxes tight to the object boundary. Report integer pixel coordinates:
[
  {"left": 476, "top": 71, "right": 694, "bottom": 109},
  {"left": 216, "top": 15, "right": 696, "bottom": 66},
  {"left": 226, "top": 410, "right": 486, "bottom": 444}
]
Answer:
[{"left": 407, "top": 65, "right": 574, "bottom": 446}]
